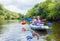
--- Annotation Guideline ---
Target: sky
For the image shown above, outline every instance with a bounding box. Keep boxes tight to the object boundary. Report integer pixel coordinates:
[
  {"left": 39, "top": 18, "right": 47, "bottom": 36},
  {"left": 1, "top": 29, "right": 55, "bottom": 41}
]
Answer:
[{"left": 0, "top": 0, "right": 45, "bottom": 15}]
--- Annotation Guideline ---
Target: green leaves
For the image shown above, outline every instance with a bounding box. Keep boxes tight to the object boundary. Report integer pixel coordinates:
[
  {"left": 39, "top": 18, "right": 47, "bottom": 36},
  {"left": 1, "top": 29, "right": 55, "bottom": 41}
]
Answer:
[
  {"left": 0, "top": 4, "right": 22, "bottom": 20},
  {"left": 25, "top": 0, "right": 60, "bottom": 21}
]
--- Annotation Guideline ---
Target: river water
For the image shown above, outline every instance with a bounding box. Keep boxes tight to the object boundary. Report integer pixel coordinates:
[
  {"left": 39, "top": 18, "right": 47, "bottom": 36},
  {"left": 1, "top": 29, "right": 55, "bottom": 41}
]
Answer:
[{"left": 0, "top": 20, "right": 58, "bottom": 41}]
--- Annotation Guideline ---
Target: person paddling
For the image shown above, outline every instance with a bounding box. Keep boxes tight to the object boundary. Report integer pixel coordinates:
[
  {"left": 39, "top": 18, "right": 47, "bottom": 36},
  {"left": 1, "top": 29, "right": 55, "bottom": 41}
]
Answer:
[
  {"left": 36, "top": 16, "right": 42, "bottom": 24},
  {"left": 32, "top": 16, "right": 42, "bottom": 26}
]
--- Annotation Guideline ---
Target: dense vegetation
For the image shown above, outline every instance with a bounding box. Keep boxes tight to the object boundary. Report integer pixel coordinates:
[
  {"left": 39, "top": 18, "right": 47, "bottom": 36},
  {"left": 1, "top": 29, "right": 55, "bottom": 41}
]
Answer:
[
  {"left": 0, "top": 4, "right": 23, "bottom": 24},
  {"left": 25, "top": 0, "right": 60, "bottom": 21},
  {"left": 0, "top": 4, "right": 22, "bottom": 20}
]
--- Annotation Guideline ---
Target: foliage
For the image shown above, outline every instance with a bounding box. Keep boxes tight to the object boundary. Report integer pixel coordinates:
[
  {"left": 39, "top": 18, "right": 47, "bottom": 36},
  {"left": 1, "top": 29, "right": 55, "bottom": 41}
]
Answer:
[
  {"left": 25, "top": 0, "right": 60, "bottom": 21},
  {"left": 0, "top": 4, "right": 22, "bottom": 20}
]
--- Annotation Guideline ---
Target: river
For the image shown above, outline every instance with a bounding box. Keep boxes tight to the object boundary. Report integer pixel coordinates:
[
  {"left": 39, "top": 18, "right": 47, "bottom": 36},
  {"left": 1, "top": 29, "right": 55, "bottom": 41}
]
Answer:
[{"left": 0, "top": 20, "right": 59, "bottom": 41}]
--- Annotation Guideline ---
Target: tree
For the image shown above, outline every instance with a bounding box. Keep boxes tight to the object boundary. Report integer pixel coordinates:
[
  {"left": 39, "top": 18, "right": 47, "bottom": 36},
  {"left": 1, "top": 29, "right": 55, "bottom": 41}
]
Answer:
[
  {"left": 0, "top": 4, "right": 22, "bottom": 20},
  {"left": 25, "top": 0, "right": 60, "bottom": 21}
]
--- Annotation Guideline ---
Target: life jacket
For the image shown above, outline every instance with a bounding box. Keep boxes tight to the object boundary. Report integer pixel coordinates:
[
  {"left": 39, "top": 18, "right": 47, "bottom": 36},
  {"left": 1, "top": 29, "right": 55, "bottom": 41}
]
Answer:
[
  {"left": 34, "top": 19, "right": 37, "bottom": 24},
  {"left": 33, "top": 19, "right": 41, "bottom": 25},
  {"left": 21, "top": 21, "right": 26, "bottom": 25},
  {"left": 35, "top": 19, "right": 42, "bottom": 25}
]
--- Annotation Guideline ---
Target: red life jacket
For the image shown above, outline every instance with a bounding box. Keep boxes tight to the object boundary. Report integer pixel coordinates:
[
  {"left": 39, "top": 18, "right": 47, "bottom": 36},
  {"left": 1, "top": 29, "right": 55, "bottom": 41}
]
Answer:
[{"left": 21, "top": 21, "right": 26, "bottom": 25}]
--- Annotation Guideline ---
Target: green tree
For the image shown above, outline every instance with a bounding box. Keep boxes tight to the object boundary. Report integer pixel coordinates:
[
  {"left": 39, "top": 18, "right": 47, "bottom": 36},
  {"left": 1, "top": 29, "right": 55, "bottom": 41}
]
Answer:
[{"left": 25, "top": 0, "right": 60, "bottom": 21}]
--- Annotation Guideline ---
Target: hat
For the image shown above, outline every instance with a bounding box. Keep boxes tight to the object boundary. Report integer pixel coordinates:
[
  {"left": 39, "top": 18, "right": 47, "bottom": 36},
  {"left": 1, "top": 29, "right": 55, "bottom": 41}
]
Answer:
[{"left": 37, "top": 16, "right": 40, "bottom": 18}]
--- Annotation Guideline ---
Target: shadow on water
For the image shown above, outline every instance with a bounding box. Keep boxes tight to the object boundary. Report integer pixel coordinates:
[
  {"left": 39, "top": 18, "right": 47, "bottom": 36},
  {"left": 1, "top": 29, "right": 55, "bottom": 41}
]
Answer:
[{"left": 34, "top": 30, "right": 48, "bottom": 36}]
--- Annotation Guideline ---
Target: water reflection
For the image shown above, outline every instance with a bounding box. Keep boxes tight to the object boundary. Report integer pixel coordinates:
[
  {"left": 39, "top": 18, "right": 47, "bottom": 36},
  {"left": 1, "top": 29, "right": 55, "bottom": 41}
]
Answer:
[
  {"left": 0, "top": 23, "right": 47, "bottom": 41},
  {"left": 52, "top": 22, "right": 60, "bottom": 41},
  {"left": 35, "top": 30, "right": 47, "bottom": 34},
  {"left": 0, "top": 25, "right": 4, "bottom": 34},
  {"left": 0, "top": 20, "right": 59, "bottom": 41}
]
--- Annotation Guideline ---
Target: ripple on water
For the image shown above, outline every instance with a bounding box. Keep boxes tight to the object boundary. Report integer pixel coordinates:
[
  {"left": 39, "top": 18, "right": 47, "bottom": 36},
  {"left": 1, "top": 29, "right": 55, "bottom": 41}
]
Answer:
[{"left": 0, "top": 24, "right": 47, "bottom": 41}]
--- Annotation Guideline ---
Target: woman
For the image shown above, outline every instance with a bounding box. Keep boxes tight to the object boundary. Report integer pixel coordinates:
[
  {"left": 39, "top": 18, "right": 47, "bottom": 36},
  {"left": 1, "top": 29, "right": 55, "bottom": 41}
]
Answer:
[
  {"left": 35, "top": 16, "right": 42, "bottom": 26},
  {"left": 32, "top": 16, "right": 41, "bottom": 25}
]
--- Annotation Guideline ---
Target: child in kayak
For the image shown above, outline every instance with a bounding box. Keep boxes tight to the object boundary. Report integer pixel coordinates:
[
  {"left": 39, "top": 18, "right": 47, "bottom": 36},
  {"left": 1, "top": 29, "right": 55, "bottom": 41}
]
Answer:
[{"left": 32, "top": 16, "right": 37, "bottom": 25}]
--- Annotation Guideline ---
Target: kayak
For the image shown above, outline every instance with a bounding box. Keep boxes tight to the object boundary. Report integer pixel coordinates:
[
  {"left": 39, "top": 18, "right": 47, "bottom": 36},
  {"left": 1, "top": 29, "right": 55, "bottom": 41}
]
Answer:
[{"left": 30, "top": 24, "right": 49, "bottom": 30}]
